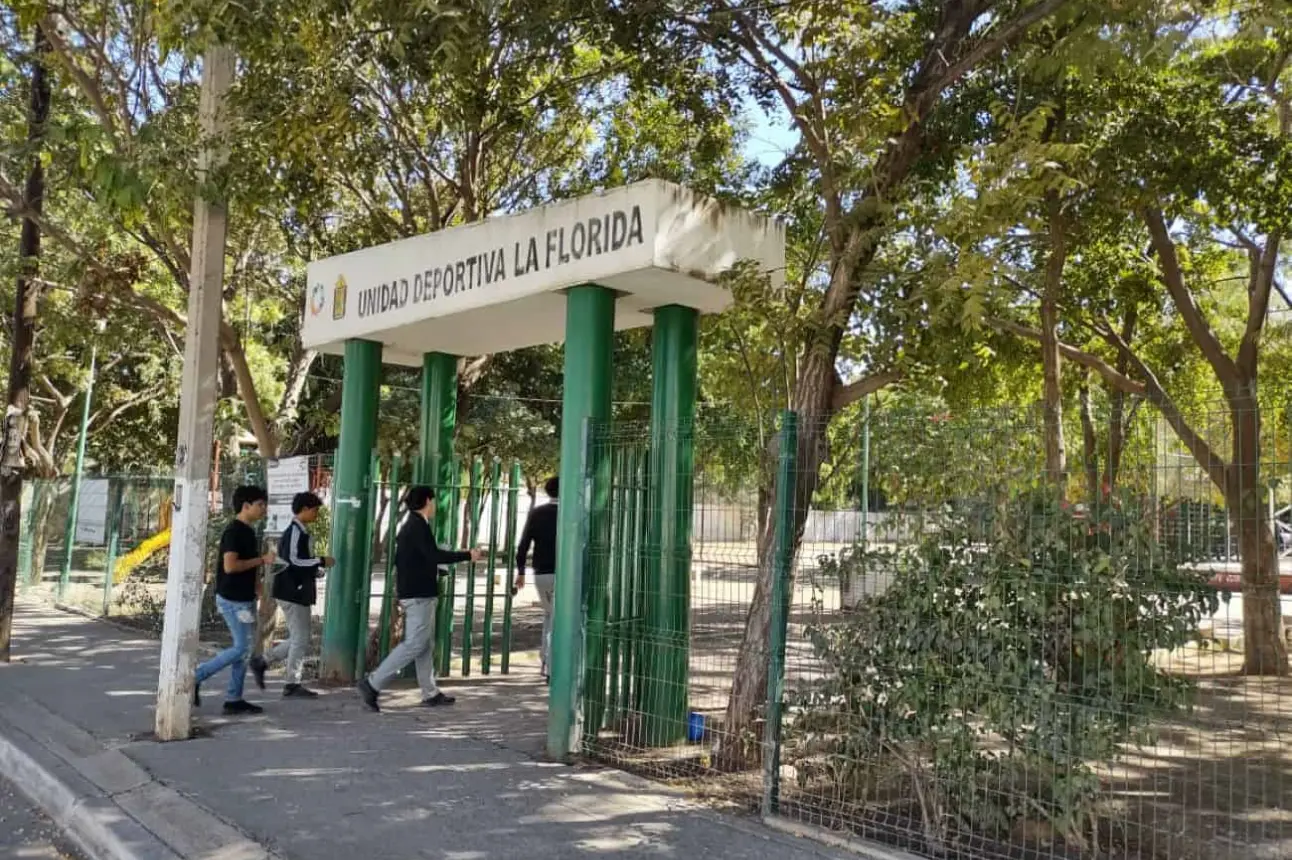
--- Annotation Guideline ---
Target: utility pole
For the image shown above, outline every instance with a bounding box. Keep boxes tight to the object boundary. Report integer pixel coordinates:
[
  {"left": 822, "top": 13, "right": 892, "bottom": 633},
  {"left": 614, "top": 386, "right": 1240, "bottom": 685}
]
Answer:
[
  {"left": 860, "top": 393, "right": 870, "bottom": 548},
  {"left": 58, "top": 340, "right": 98, "bottom": 600},
  {"left": 0, "top": 26, "right": 52, "bottom": 662},
  {"left": 155, "top": 43, "right": 233, "bottom": 740}
]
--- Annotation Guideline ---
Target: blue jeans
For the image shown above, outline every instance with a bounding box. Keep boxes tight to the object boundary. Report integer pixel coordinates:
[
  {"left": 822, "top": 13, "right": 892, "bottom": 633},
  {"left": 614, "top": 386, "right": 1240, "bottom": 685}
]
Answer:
[{"left": 196, "top": 595, "right": 256, "bottom": 702}]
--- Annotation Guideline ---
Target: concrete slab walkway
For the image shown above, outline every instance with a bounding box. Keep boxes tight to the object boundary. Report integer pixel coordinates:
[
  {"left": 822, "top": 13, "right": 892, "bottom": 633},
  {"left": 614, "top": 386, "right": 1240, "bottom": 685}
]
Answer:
[{"left": 0, "top": 599, "right": 850, "bottom": 860}]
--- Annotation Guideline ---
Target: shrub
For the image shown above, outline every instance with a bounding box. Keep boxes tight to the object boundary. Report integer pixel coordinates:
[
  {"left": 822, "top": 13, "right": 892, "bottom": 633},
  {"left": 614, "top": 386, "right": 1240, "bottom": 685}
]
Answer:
[{"left": 786, "top": 488, "right": 1218, "bottom": 853}]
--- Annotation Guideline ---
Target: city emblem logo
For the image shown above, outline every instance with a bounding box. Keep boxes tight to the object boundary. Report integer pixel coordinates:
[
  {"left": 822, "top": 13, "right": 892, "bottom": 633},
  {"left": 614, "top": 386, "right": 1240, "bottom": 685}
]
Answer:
[
  {"left": 332, "top": 275, "right": 348, "bottom": 321},
  {"left": 308, "top": 282, "right": 326, "bottom": 316}
]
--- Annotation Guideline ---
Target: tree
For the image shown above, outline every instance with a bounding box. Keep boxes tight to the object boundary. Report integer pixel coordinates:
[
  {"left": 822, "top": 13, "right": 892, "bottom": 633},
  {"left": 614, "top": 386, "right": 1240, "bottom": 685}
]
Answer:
[
  {"left": 10, "top": 6, "right": 296, "bottom": 455},
  {"left": 980, "top": 6, "right": 1292, "bottom": 674},
  {"left": 226, "top": 0, "right": 743, "bottom": 457},
  {"left": 626, "top": 0, "right": 1077, "bottom": 763},
  {"left": 0, "top": 18, "right": 50, "bottom": 660}
]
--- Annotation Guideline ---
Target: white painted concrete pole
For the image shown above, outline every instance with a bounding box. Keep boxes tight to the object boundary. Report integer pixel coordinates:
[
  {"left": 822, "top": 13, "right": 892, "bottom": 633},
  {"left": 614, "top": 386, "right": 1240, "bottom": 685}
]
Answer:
[{"left": 155, "top": 43, "right": 234, "bottom": 741}]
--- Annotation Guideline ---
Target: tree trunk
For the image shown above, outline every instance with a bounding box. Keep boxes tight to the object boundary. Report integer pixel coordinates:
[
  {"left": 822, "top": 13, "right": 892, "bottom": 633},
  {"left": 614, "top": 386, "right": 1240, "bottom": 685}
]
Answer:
[
  {"left": 1229, "top": 398, "right": 1288, "bottom": 675},
  {"left": 1103, "top": 388, "right": 1127, "bottom": 494},
  {"left": 255, "top": 571, "right": 279, "bottom": 657},
  {"left": 27, "top": 484, "right": 57, "bottom": 587},
  {"left": 220, "top": 324, "right": 278, "bottom": 457},
  {"left": 1103, "top": 309, "right": 1138, "bottom": 494},
  {"left": 719, "top": 352, "right": 832, "bottom": 768},
  {"left": 1078, "top": 379, "right": 1099, "bottom": 503},
  {"left": 1039, "top": 191, "right": 1067, "bottom": 490},
  {"left": 1233, "top": 506, "right": 1286, "bottom": 675},
  {"left": 0, "top": 30, "right": 50, "bottom": 661},
  {"left": 273, "top": 342, "right": 317, "bottom": 439},
  {"left": 365, "top": 602, "right": 404, "bottom": 674}
]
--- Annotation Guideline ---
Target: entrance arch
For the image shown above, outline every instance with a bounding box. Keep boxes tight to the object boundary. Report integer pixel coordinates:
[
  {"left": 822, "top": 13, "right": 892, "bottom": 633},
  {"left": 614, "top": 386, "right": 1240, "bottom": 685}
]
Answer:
[{"left": 302, "top": 180, "right": 783, "bottom": 759}]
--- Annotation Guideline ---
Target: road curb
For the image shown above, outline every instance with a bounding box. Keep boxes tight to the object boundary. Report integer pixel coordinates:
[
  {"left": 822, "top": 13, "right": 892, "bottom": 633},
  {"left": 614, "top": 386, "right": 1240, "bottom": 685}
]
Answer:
[
  {"left": 0, "top": 715, "right": 179, "bottom": 860},
  {"left": 0, "top": 692, "right": 277, "bottom": 860}
]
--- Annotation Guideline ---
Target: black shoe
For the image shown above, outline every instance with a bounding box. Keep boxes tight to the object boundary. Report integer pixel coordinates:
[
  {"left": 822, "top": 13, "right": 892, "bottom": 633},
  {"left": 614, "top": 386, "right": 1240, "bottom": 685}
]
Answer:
[
  {"left": 250, "top": 656, "right": 268, "bottom": 691},
  {"left": 222, "top": 700, "right": 264, "bottom": 715},
  {"left": 356, "top": 678, "right": 380, "bottom": 712},
  {"left": 283, "top": 684, "right": 319, "bottom": 698},
  {"left": 193, "top": 683, "right": 201, "bottom": 707},
  {"left": 420, "top": 692, "right": 456, "bottom": 707}
]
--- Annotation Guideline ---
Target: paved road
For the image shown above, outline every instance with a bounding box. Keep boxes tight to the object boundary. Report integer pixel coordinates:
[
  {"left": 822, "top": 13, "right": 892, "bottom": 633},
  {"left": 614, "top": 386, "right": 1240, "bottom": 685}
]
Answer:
[{"left": 0, "top": 775, "right": 83, "bottom": 860}]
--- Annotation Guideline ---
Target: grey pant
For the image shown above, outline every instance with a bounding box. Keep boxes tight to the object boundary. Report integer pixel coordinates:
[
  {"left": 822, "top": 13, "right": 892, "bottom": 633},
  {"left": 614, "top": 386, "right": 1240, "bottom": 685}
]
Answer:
[
  {"left": 368, "top": 597, "right": 439, "bottom": 698},
  {"left": 534, "top": 574, "right": 555, "bottom": 673},
  {"left": 265, "top": 600, "right": 312, "bottom": 685}
]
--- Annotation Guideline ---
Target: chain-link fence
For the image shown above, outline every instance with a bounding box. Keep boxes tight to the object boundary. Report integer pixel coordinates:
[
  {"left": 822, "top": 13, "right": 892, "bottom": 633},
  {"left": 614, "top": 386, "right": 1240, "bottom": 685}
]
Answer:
[
  {"left": 580, "top": 400, "right": 1292, "bottom": 860},
  {"left": 19, "top": 454, "right": 329, "bottom": 629}
]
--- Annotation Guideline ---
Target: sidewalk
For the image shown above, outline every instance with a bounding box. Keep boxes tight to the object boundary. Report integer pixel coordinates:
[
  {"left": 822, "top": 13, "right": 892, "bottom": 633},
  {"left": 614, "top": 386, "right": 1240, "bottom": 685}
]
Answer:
[{"left": 0, "top": 599, "right": 851, "bottom": 860}]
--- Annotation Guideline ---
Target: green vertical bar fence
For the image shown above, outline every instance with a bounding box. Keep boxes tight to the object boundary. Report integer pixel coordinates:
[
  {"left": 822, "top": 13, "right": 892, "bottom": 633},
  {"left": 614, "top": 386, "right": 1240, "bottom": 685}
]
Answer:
[
  {"left": 762, "top": 410, "right": 799, "bottom": 817},
  {"left": 605, "top": 448, "right": 629, "bottom": 720},
  {"left": 481, "top": 458, "right": 503, "bottom": 674},
  {"left": 435, "top": 457, "right": 463, "bottom": 677},
  {"left": 378, "top": 455, "right": 404, "bottom": 662},
  {"left": 621, "top": 446, "right": 644, "bottom": 717},
  {"left": 353, "top": 449, "right": 382, "bottom": 680},
  {"left": 370, "top": 458, "right": 527, "bottom": 679},
  {"left": 461, "top": 457, "right": 484, "bottom": 677},
  {"left": 581, "top": 421, "right": 615, "bottom": 741},
  {"left": 501, "top": 461, "right": 521, "bottom": 672}
]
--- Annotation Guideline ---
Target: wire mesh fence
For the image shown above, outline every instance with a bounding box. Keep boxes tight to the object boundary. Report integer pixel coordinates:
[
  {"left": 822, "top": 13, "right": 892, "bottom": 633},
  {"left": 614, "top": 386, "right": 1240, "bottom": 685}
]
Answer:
[
  {"left": 15, "top": 394, "right": 1292, "bottom": 859},
  {"left": 19, "top": 454, "right": 330, "bottom": 628},
  {"left": 579, "top": 399, "right": 1292, "bottom": 860}
]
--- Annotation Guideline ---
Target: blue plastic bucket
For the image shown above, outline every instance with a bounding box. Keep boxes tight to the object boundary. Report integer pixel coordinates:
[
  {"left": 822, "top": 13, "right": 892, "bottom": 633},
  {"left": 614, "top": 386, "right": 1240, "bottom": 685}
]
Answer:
[{"left": 687, "top": 711, "right": 705, "bottom": 743}]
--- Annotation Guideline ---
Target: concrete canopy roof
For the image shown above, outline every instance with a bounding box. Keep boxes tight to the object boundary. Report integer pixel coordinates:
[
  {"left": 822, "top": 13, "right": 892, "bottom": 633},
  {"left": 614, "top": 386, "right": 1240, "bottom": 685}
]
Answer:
[{"left": 302, "top": 180, "right": 784, "bottom": 366}]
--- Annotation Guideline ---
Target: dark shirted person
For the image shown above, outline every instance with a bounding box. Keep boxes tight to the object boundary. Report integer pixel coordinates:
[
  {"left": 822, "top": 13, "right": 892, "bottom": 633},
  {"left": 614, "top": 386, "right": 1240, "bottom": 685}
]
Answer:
[
  {"left": 195, "top": 485, "right": 275, "bottom": 714},
  {"left": 516, "top": 476, "right": 558, "bottom": 680},
  {"left": 252, "top": 492, "right": 334, "bottom": 698},
  {"left": 356, "top": 485, "right": 482, "bottom": 712}
]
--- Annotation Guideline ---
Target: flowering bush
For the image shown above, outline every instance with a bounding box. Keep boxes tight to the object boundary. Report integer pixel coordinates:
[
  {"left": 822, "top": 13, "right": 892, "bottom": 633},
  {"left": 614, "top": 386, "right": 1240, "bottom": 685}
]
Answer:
[{"left": 786, "top": 489, "right": 1218, "bottom": 853}]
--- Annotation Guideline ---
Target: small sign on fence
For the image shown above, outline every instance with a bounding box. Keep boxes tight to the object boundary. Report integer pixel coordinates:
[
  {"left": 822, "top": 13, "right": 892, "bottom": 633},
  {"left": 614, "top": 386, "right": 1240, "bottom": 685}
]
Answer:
[
  {"left": 75, "top": 479, "right": 110, "bottom": 545},
  {"left": 266, "top": 456, "right": 311, "bottom": 535}
]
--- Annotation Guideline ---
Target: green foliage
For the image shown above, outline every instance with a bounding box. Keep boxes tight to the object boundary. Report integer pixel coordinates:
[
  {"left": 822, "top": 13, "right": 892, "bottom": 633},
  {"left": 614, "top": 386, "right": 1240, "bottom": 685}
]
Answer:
[
  {"left": 789, "top": 489, "right": 1218, "bottom": 851},
  {"left": 306, "top": 504, "right": 330, "bottom": 558}
]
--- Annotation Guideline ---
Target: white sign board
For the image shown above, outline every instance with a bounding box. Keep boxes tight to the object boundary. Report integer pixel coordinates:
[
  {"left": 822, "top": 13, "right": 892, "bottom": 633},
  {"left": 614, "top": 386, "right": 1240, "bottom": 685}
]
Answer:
[
  {"left": 75, "top": 479, "right": 110, "bottom": 545},
  {"left": 266, "top": 456, "right": 311, "bottom": 535},
  {"left": 302, "top": 179, "right": 784, "bottom": 364}
]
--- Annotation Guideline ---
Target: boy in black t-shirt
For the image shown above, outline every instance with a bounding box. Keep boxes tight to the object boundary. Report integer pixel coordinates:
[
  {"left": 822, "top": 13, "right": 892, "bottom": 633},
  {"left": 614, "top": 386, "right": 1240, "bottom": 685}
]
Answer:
[{"left": 195, "top": 485, "right": 276, "bottom": 714}]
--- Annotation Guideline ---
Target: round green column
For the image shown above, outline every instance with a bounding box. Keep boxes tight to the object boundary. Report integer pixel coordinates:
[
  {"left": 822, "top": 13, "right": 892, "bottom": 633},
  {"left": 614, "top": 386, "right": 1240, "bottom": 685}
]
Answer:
[
  {"left": 640, "top": 304, "right": 698, "bottom": 745},
  {"left": 418, "top": 352, "right": 458, "bottom": 496},
  {"left": 320, "top": 338, "right": 382, "bottom": 684},
  {"left": 548, "top": 284, "right": 615, "bottom": 761},
  {"left": 419, "top": 352, "right": 459, "bottom": 675}
]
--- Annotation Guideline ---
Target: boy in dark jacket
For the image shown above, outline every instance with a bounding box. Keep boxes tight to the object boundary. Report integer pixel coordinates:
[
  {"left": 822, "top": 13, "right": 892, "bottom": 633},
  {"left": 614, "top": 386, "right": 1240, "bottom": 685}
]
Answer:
[
  {"left": 515, "top": 475, "right": 558, "bottom": 680},
  {"left": 356, "top": 485, "right": 482, "bottom": 712},
  {"left": 251, "top": 492, "right": 333, "bottom": 698}
]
